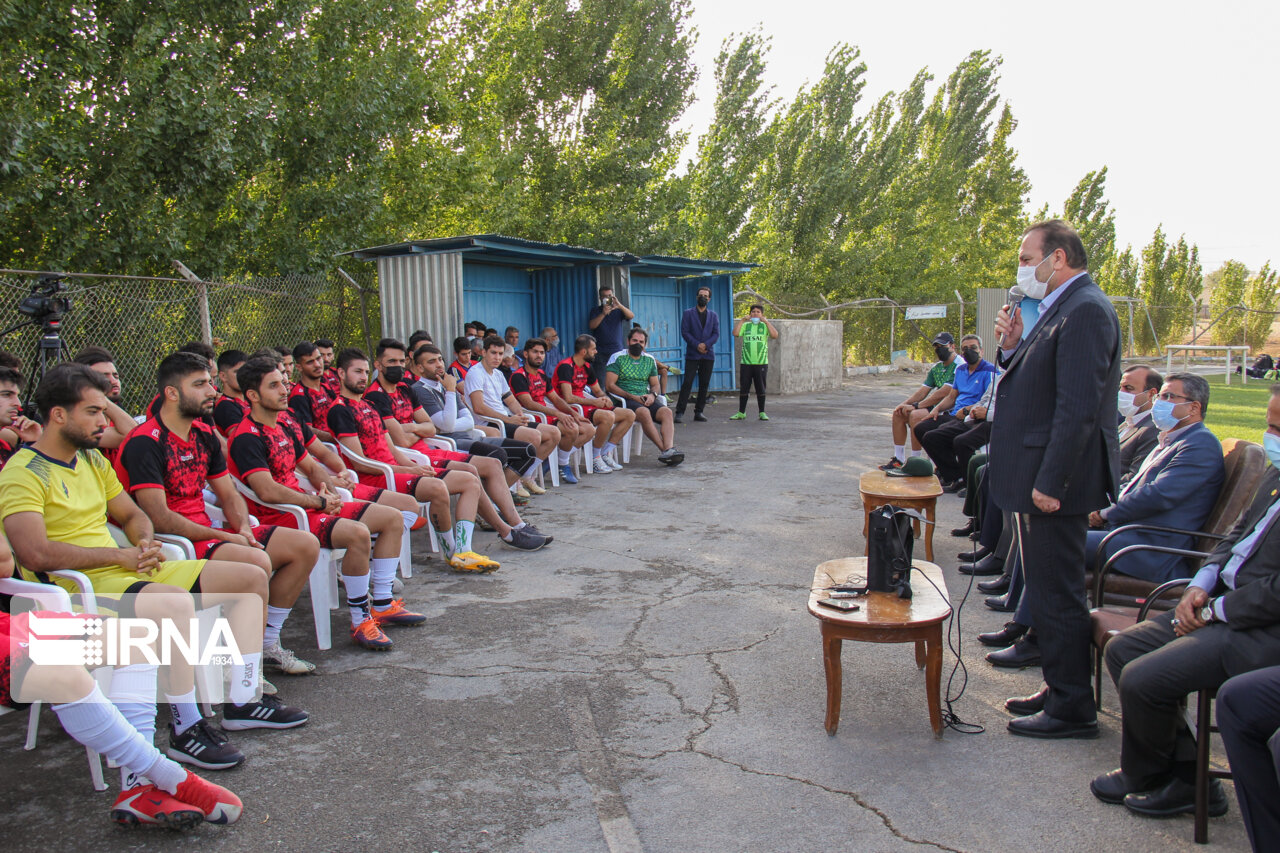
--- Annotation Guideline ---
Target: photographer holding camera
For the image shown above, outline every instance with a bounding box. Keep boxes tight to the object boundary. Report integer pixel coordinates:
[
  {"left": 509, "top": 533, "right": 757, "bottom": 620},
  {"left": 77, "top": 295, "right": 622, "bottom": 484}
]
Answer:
[{"left": 587, "top": 285, "right": 633, "bottom": 388}]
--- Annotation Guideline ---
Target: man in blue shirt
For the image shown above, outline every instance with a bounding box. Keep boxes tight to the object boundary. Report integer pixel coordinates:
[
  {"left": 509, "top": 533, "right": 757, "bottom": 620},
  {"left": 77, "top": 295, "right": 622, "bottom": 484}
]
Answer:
[
  {"left": 587, "top": 286, "right": 633, "bottom": 389},
  {"left": 914, "top": 334, "right": 997, "bottom": 490}
]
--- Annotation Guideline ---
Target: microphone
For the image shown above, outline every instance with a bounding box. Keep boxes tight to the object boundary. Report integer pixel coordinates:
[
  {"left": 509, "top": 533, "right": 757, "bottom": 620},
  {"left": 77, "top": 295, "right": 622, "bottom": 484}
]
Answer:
[{"left": 999, "top": 284, "right": 1026, "bottom": 348}]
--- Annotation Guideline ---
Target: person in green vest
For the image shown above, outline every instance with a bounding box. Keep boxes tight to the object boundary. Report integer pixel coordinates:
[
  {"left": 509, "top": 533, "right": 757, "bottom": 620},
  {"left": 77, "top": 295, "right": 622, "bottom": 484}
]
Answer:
[{"left": 730, "top": 304, "right": 779, "bottom": 421}]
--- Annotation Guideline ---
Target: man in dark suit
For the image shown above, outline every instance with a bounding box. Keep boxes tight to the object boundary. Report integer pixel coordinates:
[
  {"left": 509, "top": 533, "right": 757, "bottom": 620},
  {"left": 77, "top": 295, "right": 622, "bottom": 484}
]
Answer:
[
  {"left": 1216, "top": 664, "right": 1280, "bottom": 851},
  {"left": 674, "top": 285, "right": 719, "bottom": 423},
  {"left": 1092, "top": 385, "right": 1280, "bottom": 816},
  {"left": 1117, "top": 364, "right": 1162, "bottom": 485},
  {"left": 990, "top": 219, "right": 1121, "bottom": 738}
]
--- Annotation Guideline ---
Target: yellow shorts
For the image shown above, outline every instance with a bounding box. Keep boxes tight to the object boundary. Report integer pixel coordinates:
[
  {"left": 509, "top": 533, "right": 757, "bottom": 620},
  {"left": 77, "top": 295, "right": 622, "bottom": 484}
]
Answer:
[{"left": 21, "top": 560, "right": 207, "bottom": 598}]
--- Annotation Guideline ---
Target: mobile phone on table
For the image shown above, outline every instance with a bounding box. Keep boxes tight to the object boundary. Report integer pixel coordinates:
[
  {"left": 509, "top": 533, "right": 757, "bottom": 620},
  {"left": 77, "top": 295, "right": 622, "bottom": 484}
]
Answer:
[{"left": 817, "top": 598, "right": 861, "bottom": 612}]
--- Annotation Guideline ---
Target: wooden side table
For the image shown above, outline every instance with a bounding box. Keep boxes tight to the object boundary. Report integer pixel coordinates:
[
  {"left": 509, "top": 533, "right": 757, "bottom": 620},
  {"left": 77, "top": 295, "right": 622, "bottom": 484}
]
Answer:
[
  {"left": 858, "top": 469, "right": 943, "bottom": 562},
  {"left": 808, "top": 557, "right": 952, "bottom": 736}
]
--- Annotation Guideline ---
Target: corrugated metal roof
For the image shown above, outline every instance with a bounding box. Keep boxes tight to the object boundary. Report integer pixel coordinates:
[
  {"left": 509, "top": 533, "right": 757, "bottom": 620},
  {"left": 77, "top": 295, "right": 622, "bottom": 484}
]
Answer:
[
  {"left": 343, "top": 234, "right": 637, "bottom": 267},
  {"left": 631, "top": 254, "right": 759, "bottom": 277}
]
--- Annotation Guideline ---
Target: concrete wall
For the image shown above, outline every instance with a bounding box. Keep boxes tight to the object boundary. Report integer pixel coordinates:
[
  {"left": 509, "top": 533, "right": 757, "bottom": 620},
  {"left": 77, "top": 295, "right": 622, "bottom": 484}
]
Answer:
[{"left": 732, "top": 318, "right": 843, "bottom": 395}]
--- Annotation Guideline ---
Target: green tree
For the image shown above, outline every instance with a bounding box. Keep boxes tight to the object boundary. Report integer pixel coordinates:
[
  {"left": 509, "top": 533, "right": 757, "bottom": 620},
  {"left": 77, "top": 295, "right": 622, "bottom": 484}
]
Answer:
[
  {"left": 1063, "top": 167, "right": 1116, "bottom": 278},
  {"left": 1243, "top": 263, "right": 1279, "bottom": 351},
  {"left": 1208, "top": 260, "right": 1249, "bottom": 346},
  {"left": 1137, "top": 227, "right": 1201, "bottom": 352}
]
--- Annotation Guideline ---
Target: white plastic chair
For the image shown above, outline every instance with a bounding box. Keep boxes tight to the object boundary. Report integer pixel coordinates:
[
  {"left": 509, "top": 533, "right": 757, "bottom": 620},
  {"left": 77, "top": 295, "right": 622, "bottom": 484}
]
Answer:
[
  {"left": 330, "top": 440, "right": 437, "bottom": 563},
  {"left": 0, "top": 573, "right": 108, "bottom": 791}
]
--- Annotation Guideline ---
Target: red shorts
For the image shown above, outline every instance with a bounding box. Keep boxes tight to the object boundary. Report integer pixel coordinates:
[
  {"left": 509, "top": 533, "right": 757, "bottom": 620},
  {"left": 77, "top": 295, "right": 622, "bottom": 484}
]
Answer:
[
  {"left": 350, "top": 483, "right": 384, "bottom": 502},
  {"left": 191, "top": 524, "right": 279, "bottom": 559},
  {"left": 409, "top": 442, "right": 470, "bottom": 475},
  {"left": 581, "top": 405, "right": 598, "bottom": 421},
  {"left": 268, "top": 501, "right": 373, "bottom": 549},
  {"left": 356, "top": 471, "right": 427, "bottom": 494}
]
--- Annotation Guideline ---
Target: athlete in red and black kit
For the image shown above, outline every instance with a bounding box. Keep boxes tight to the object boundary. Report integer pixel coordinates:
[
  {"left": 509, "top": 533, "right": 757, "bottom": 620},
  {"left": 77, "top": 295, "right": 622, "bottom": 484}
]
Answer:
[
  {"left": 328, "top": 348, "right": 511, "bottom": 567},
  {"left": 511, "top": 338, "right": 594, "bottom": 481},
  {"left": 229, "top": 357, "right": 427, "bottom": 650},
  {"left": 555, "top": 334, "right": 634, "bottom": 473},
  {"left": 117, "top": 351, "right": 323, "bottom": 675},
  {"left": 289, "top": 341, "right": 339, "bottom": 442},
  {"left": 0, "top": 365, "right": 35, "bottom": 469},
  {"left": 211, "top": 349, "right": 251, "bottom": 438},
  {"left": 314, "top": 338, "right": 341, "bottom": 396},
  {"left": 73, "top": 346, "right": 140, "bottom": 466}
]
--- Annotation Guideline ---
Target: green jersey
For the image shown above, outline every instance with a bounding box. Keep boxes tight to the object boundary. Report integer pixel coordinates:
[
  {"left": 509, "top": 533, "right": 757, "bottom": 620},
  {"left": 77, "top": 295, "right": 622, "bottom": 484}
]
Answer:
[
  {"left": 607, "top": 354, "right": 658, "bottom": 396},
  {"left": 924, "top": 359, "right": 957, "bottom": 389},
  {"left": 740, "top": 319, "right": 770, "bottom": 365}
]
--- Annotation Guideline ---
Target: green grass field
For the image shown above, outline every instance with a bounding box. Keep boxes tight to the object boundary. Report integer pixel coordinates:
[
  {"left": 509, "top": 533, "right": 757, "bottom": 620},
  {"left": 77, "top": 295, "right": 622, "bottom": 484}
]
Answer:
[{"left": 1202, "top": 374, "right": 1273, "bottom": 444}]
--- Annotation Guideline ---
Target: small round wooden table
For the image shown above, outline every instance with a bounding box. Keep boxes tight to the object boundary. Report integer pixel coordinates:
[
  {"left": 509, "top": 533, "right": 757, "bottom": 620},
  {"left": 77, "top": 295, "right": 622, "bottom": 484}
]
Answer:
[
  {"left": 858, "top": 469, "right": 943, "bottom": 562},
  {"left": 808, "top": 557, "right": 952, "bottom": 736}
]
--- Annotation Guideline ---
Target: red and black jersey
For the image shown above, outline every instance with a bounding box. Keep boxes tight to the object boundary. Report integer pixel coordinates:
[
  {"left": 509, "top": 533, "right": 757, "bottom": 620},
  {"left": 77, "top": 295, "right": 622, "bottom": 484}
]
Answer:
[
  {"left": 321, "top": 369, "right": 340, "bottom": 395},
  {"left": 227, "top": 416, "right": 312, "bottom": 527},
  {"left": 116, "top": 416, "right": 226, "bottom": 527},
  {"left": 510, "top": 367, "right": 552, "bottom": 406},
  {"left": 327, "top": 395, "right": 396, "bottom": 466},
  {"left": 0, "top": 436, "right": 16, "bottom": 470},
  {"left": 449, "top": 359, "right": 470, "bottom": 380},
  {"left": 288, "top": 382, "right": 336, "bottom": 432},
  {"left": 363, "top": 381, "right": 421, "bottom": 426},
  {"left": 212, "top": 395, "right": 250, "bottom": 437},
  {"left": 555, "top": 358, "right": 595, "bottom": 398}
]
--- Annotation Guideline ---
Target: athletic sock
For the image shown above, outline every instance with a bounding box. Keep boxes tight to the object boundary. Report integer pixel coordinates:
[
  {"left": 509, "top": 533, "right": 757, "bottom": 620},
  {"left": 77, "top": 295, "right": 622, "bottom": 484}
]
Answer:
[
  {"left": 228, "top": 653, "right": 262, "bottom": 707},
  {"left": 54, "top": 684, "right": 185, "bottom": 794},
  {"left": 343, "top": 572, "right": 371, "bottom": 627},
  {"left": 437, "top": 527, "right": 456, "bottom": 558},
  {"left": 165, "top": 689, "right": 202, "bottom": 737},
  {"left": 604, "top": 441, "right": 617, "bottom": 456},
  {"left": 593, "top": 445, "right": 604, "bottom": 458},
  {"left": 454, "top": 520, "right": 474, "bottom": 554},
  {"left": 513, "top": 521, "right": 527, "bottom": 530},
  {"left": 263, "top": 605, "right": 291, "bottom": 648},
  {"left": 400, "top": 509, "right": 419, "bottom": 532},
  {"left": 893, "top": 444, "right": 906, "bottom": 463},
  {"left": 557, "top": 448, "right": 571, "bottom": 465},
  {"left": 108, "top": 663, "right": 159, "bottom": 789},
  {"left": 369, "top": 557, "right": 399, "bottom": 608},
  {"left": 910, "top": 449, "right": 923, "bottom": 457}
]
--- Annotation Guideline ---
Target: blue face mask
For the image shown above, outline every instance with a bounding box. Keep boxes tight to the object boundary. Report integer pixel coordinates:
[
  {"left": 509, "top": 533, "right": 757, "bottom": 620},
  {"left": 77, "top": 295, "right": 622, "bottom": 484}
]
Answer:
[
  {"left": 1264, "top": 432, "right": 1280, "bottom": 469},
  {"left": 1151, "top": 398, "right": 1182, "bottom": 431},
  {"left": 1019, "top": 297, "right": 1042, "bottom": 332}
]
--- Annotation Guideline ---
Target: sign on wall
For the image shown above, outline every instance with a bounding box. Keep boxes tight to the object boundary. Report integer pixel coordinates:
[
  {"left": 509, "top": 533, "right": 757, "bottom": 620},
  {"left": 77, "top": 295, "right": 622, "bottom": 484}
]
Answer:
[{"left": 904, "top": 305, "right": 948, "bottom": 320}]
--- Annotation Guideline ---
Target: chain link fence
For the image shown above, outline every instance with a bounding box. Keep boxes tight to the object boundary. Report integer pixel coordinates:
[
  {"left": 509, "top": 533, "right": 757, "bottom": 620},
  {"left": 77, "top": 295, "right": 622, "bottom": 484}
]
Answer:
[{"left": 0, "top": 267, "right": 378, "bottom": 412}]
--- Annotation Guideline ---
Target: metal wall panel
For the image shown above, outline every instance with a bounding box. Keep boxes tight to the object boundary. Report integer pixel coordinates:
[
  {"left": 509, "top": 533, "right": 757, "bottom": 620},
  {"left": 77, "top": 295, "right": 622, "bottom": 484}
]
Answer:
[
  {"left": 462, "top": 263, "right": 534, "bottom": 339},
  {"left": 531, "top": 266, "right": 609, "bottom": 351},
  {"left": 977, "top": 287, "right": 1006, "bottom": 352},
  {"left": 630, "top": 275, "right": 683, "bottom": 367},
  {"left": 376, "top": 252, "right": 464, "bottom": 355}
]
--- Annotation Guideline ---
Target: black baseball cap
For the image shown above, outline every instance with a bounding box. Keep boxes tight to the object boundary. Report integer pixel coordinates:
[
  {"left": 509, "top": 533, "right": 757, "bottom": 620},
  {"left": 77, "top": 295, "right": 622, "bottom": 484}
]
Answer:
[{"left": 931, "top": 332, "right": 955, "bottom": 346}]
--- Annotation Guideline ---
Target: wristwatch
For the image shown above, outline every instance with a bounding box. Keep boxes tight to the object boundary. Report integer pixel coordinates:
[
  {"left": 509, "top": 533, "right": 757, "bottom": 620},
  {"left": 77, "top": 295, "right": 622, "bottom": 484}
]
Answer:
[{"left": 1200, "top": 604, "right": 1217, "bottom": 623}]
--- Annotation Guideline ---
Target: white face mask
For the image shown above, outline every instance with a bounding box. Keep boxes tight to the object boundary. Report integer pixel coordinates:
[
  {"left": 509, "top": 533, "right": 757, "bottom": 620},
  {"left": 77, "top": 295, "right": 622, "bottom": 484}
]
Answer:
[
  {"left": 1016, "top": 252, "right": 1056, "bottom": 300},
  {"left": 1117, "top": 391, "right": 1139, "bottom": 418}
]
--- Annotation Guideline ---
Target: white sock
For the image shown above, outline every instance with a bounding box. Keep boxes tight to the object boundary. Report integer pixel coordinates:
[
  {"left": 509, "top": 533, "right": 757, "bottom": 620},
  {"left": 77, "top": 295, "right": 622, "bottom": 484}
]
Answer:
[
  {"left": 343, "top": 572, "right": 371, "bottom": 626},
  {"left": 437, "top": 527, "right": 456, "bottom": 557},
  {"left": 106, "top": 663, "right": 158, "bottom": 788},
  {"left": 604, "top": 441, "right": 617, "bottom": 456},
  {"left": 263, "top": 605, "right": 290, "bottom": 647},
  {"left": 593, "top": 445, "right": 604, "bottom": 458},
  {"left": 513, "top": 521, "right": 527, "bottom": 530},
  {"left": 165, "top": 688, "right": 201, "bottom": 737},
  {"left": 455, "top": 520, "right": 474, "bottom": 554},
  {"left": 229, "top": 653, "right": 262, "bottom": 707},
  {"left": 370, "top": 557, "right": 399, "bottom": 607},
  {"left": 893, "top": 444, "right": 906, "bottom": 463},
  {"left": 910, "top": 449, "right": 923, "bottom": 457},
  {"left": 400, "top": 509, "right": 419, "bottom": 532},
  {"left": 54, "top": 684, "right": 186, "bottom": 794},
  {"left": 557, "top": 448, "right": 571, "bottom": 465}
]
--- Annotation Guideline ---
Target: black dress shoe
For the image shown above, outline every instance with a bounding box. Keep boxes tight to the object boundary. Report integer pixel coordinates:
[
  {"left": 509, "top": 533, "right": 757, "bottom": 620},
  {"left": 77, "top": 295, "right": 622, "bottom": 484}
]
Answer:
[
  {"left": 941, "top": 478, "right": 964, "bottom": 494},
  {"left": 986, "top": 636, "right": 1041, "bottom": 668},
  {"left": 985, "top": 594, "right": 1016, "bottom": 612},
  {"left": 1124, "top": 778, "right": 1229, "bottom": 818},
  {"left": 978, "top": 621, "right": 1027, "bottom": 647},
  {"left": 694, "top": 412, "right": 708, "bottom": 422},
  {"left": 958, "top": 545, "right": 991, "bottom": 563},
  {"left": 956, "top": 487, "right": 967, "bottom": 499},
  {"left": 673, "top": 414, "right": 684, "bottom": 424},
  {"left": 959, "top": 554, "right": 1004, "bottom": 576},
  {"left": 977, "top": 573, "right": 1011, "bottom": 594},
  {"left": 1005, "top": 686, "right": 1048, "bottom": 716},
  {"left": 1090, "top": 768, "right": 1163, "bottom": 805},
  {"left": 950, "top": 519, "right": 976, "bottom": 537},
  {"left": 1007, "top": 711, "right": 1098, "bottom": 739}
]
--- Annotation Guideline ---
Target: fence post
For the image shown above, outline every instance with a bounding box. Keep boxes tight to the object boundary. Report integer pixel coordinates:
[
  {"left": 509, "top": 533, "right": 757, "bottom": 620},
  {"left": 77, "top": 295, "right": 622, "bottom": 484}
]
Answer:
[
  {"left": 338, "top": 268, "right": 375, "bottom": 355},
  {"left": 173, "top": 261, "right": 212, "bottom": 345}
]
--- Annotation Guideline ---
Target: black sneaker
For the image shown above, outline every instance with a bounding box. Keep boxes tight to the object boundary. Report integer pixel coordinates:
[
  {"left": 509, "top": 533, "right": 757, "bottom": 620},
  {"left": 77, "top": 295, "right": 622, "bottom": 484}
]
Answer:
[
  {"left": 221, "top": 694, "right": 310, "bottom": 731},
  {"left": 878, "top": 457, "right": 904, "bottom": 471},
  {"left": 166, "top": 719, "right": 246, "bottom": 770}
]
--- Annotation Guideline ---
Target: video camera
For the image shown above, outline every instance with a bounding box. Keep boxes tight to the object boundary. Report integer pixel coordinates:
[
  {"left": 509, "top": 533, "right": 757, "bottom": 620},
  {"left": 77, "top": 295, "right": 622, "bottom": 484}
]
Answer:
[{"left": 17, "top": 274, "right": 72, "bottom": 327}]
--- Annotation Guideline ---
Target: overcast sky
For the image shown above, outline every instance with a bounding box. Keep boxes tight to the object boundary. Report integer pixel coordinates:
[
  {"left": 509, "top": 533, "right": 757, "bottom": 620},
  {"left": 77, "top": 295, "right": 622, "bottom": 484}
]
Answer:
[{"left": 679, "top": 0, "right": 1278, "bottom": 275}]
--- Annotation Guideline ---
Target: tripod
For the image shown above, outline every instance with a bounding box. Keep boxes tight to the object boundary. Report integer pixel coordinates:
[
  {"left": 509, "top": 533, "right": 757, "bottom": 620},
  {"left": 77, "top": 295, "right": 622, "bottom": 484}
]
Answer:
[{"left": 0, "top": 314, "right": 73, "bottom": 412}]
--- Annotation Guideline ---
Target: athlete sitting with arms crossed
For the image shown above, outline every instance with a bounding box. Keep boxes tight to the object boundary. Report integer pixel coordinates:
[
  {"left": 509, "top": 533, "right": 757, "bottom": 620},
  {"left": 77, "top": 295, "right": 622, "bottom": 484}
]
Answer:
[
  {"left": 556, "top": 334, "right": 635, "bottom": 474},
  {"left": 512, "top": 337, "right": 594, "bottom": 484}
]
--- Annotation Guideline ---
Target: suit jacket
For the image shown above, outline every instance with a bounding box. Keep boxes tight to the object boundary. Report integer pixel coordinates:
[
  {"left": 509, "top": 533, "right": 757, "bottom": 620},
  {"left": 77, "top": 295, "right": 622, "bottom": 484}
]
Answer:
[
  {"left": 990, "top": 273, "right": 1121, "bottom": 514},
  {"left": 1101, "top": 422, "right": 1224, "bottom": 579},
  {"left": 681, "top": 307, "right": 719, "bottom": 361},
  {"left": 1118, "top": 415, "right": 1159, "bottom": 486},
  {"left": 1208, "top": 467, "right": 1280, "bottom": 634}
]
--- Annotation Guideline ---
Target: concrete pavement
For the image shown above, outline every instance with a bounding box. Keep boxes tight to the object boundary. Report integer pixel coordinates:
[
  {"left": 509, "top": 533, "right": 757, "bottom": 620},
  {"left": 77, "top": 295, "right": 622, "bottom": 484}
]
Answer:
[{"left": 0, "top": 375, "right": 1250, "bottom": 852}]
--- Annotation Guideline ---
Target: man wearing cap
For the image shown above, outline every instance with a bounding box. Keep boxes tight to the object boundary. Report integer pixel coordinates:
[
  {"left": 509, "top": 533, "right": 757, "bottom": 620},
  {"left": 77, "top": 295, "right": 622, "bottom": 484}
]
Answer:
[
  {"left": 880, "top": 333, "right": 959, "bottom": 472},
  {"left": 913, "top": 335, "right": 998, "bottom": 492}
]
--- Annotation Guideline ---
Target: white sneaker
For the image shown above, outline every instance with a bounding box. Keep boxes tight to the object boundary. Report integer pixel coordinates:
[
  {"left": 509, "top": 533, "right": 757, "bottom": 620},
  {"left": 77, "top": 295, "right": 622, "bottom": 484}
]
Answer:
[
  {"left": 603, "top": 454, "right": 623, "bottom": 471},
  {"left": 263, "top": 642, "right": 316, "bottom": 675},
  {"left": 591, "top": 455, "right": 614, "bottom": 474}
]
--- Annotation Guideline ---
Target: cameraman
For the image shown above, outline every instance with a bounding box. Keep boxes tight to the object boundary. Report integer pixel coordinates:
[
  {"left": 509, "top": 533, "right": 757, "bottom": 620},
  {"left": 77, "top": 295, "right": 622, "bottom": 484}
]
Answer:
[{"left": 587, "top": 285, "right": 633, "bottom": 388}]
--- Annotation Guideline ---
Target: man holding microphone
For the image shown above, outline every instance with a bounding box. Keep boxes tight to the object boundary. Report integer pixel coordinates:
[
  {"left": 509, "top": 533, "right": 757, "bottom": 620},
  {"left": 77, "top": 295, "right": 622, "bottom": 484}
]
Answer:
[{"left": 990, "top": 219, "right": 1122, "bottom": 739}]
